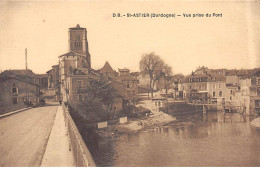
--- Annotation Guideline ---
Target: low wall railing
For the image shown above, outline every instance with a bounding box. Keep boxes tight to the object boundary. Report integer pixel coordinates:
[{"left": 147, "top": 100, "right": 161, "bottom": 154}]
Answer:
[{"left": 62, "top": 102, "right": 96, "bottom": 167}]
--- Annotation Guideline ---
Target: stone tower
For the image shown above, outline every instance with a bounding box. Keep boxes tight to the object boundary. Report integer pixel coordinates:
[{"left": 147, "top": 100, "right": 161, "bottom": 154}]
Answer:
[{"left": 68, "top": 24, "right": 91, "bottom": 68}]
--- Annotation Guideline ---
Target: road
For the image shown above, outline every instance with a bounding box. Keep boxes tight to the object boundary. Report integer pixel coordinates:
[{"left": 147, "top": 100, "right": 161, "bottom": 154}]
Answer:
[{"left": 0, "top": 104, "right": 58, "bottom": 167}]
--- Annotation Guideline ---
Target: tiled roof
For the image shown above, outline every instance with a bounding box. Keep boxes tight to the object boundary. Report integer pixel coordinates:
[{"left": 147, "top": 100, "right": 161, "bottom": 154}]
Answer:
[
  {"left": 36, "top": 74, "right": 48, "bottom": 78},
  {"left": 0, "top": 76, "right": 37, "bottom": 86},
  {"left": 0, "top": 69, "right": 35, "bottom": 77},
  {"left": 58, "top": 51, "right": 85, "bottom": 58}
]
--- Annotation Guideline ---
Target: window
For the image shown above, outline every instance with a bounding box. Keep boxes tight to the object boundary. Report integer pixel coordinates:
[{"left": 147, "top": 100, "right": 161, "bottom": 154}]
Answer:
[
  {"left": 78, "top": 95, "right": 83, "bottom": 101},
  {"left": 13, "top": 97, "right": 18, "bottom": 104},
  {"left": 12, "top": 87, "right": 18, "bottom": 95},
  {"left": 230, "top": 96, "right": 232, "bottom": 100},
  {"left": 213, "top": 91, "right": 215, "bottom": 97},
  {"left": 77, "top": 81, "right": 82, "bottom": 89},
  {"left": 257, "top": 88, "right": 260, "bottom": 96},
  {"left": 133, "top": 90, "right": 135, "bottom": 95},
  {"left": 76, "top": 35, "right": 80, "bottom": 41},
  {"left": 251, "top": 78, "right": 257, "bottom": 85},
  {"left": 219, "top": 91, "right": 222, "bottom": 97},
  {"left": 127, "top": 82, "right": 130, "bottom": 88},
  {"left": 75, "top": 42, "right": 77, "bottom": 47}
]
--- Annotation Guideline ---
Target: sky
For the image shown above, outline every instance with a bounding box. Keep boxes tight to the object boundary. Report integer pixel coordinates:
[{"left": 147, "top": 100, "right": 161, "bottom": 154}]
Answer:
[{"left": 0, "top": 0, "right": 260, "bottom": 75}]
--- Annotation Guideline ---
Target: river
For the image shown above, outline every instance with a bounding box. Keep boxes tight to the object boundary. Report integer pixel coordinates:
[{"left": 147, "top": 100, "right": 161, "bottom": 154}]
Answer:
[{"left": 85, "top": 112, "right": 260, "bottom": 167}]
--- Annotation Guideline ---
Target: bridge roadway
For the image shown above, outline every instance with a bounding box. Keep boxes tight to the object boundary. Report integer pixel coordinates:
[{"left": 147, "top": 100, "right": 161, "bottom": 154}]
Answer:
[{"left": 0, "top": 103, "right": 57, "bottom": 166}]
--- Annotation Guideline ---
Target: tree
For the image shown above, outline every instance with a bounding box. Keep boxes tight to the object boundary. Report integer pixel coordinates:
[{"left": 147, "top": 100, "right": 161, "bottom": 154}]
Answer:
[
  {"left": 79, "top": 78, "right": 118, "bottom": 122},
  {"left": 153, "top": 63, "right": 172, "bottom": 94},
  {"left": 139, "top": 52, "right": 172, "bottom": 98}
]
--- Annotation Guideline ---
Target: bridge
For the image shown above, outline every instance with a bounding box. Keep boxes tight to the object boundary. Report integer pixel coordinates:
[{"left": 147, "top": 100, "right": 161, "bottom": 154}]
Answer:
[{"left": 0, "top": 102, "right": 95, "bottom": 167}]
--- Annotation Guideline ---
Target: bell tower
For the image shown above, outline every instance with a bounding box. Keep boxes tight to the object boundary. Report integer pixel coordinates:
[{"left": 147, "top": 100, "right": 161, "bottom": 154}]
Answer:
[{"left": 68, "top": 24, "right": 91, "bottom": 68}]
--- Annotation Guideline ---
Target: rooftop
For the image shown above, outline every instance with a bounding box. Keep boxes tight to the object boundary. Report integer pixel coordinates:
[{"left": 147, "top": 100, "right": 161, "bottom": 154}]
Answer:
[
  {"left": 69, "top": 24, "right": 86, "bottom": 30},
  {"left": 58, "top": 51, "right": 86, "bottom": 58}
]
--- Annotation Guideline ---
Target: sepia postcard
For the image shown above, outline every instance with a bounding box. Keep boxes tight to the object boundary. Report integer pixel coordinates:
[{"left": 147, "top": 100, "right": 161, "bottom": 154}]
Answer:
[{"left": 0, "top": 0, "right": 260, "bottom": 167}]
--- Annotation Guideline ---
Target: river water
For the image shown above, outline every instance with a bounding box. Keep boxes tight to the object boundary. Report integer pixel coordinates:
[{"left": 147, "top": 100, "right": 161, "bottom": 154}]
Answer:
[{"left": 86, "top": 112, "right": 260, "bottom": 167}]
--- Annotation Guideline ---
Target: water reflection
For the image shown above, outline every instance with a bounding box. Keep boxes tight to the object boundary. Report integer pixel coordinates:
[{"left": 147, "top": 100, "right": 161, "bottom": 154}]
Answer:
[{"left": 86, "top": 112, "right": 260, "bottom": 167}]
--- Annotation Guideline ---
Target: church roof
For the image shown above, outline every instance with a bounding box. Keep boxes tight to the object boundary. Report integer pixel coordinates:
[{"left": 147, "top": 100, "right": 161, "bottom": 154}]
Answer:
[{"left": 58, "top": 51, "right": 86, "bottom": 58}]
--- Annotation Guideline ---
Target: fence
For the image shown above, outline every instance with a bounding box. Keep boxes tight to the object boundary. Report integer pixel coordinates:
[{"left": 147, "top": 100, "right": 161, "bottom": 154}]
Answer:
[{"left": 62, "top": 102, "right": 96, "bottom": 167}]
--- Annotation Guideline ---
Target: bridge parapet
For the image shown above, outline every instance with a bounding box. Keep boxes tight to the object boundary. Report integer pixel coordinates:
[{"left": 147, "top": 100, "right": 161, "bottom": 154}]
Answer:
[{"left": 61, "top": 102, "right": 96, "bottom": 167}]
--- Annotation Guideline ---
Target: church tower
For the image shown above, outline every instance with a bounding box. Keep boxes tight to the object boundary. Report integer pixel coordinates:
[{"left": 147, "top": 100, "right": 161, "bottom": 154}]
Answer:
[{"left": 68, "top": 24, "right": 91, "bottom": 68}]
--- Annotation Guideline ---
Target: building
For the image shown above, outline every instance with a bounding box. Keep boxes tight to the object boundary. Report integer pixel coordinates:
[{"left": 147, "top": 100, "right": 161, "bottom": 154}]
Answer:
[
  {"left": 179, "top": 67, "right": 226, "bottom": 104},
  {"left": 0, "top": 70, "right": 40, "bottom": 114},
  {"left": 68, "top": 24, "right": 91, "bottom": 68},
  {"left": 35, "top": 74, "right": 48, "bottom": 89},
  {"left": 65, "top": 69, "right": 98, "bottom": 105},
  {"left": 59, "top": 52, "right": 88, "bottom": 83},
  {"left": 238, "top": 68, "right": 260, "bottom": 116},
  {"left": 64, "top": 67, "right": 125, "bottom": 121},
  {"left": 46, "top": 64, "right": 60, "bottom": 89},
  {"left": 118, "top": 68, "right": 139, "bottom": 104},
  {"left": 58, "top": 24, "right": 92, "bottom": 100},
  {"left": 98, "top": 61, "right": 119, "bottom": 80}
]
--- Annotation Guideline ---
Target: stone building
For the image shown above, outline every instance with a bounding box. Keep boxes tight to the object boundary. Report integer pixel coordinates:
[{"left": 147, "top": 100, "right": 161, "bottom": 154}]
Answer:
[
  {"left": 98, "top": 61, "right": 119, "bottom": 79},
  {"left": 56, "top": 24, "right": 92, "bottom": 101},
  {"left": 238, "top": 68, "right": 260, "bottom": 116},
  {"left": 118, "top": 68, "right": 139, "bottom": 105},
  {"left": 179, "top": 67, "right": 226, "bottom": 104},
  {"left": 98, "top": 62, "right": 139, "bottom": 106},
  {"left": 46, "top": 64, "right": 60, "bottom": 89},
  {"left": 64, "top": 67, "right": 125, "bottom": 121},
  {"left": 68, "top": 24, "right": 91, "bottom": 68},
  {"left": 35, "top": 74, "right": 48, "bottom": 89},
  {"left": 59, "top": 52, "right": 87, "bottom": 83},
  {"left": 0, "top": 70, "right": 40, "bottom": 114}
]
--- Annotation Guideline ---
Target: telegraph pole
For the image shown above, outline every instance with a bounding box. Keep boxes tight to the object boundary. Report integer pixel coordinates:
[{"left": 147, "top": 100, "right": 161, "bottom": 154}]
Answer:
[
  {"left": 25, "top": 48, "right": 28, "bottom": 70},
  {"left": 25, "top": 48, "right": 28, "bottom": 104}
]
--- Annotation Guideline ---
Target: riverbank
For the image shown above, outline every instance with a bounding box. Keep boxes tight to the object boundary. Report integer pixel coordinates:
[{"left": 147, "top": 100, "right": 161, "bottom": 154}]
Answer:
[
  {"left": 250, "top": 117, "right": 260, "bottom": 129},
  {"left": 97, "top": 94, "right": 176, "bottom": 136}
]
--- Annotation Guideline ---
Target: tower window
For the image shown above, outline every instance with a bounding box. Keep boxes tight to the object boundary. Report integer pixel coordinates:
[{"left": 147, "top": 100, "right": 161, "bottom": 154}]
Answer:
[
  {"left": 76, "top": 35, "right": 80, "bottom": 41},
  {"left": 12, "top": 87, "right": 18, "bottom": 95},
  {"left": 77, "top": 81, "right": 83, "bottom": 89},
  {"left": 78, "top": 95, "right": 83, "bottom": 101}
]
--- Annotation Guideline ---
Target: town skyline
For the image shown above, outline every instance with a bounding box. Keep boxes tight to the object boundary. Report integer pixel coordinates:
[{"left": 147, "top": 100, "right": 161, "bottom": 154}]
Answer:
[{"left": 0, "top": 0, "right": 260, "bottom": 75}]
